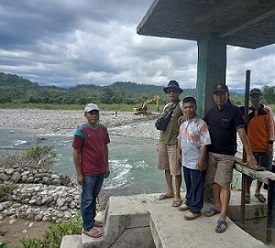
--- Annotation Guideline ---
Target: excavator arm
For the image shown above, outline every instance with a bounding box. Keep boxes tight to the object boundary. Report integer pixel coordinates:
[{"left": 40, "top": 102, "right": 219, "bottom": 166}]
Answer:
[{"left": 133, "top": 95, "right": 160, "bottom": 115}]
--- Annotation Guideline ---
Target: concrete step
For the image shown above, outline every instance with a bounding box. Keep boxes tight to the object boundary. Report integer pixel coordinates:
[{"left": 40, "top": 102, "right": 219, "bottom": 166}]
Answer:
[
  {"left": 60, "top": 234, "right": 82, "bottom": 248},
  {"left": 60, "top": 192, "right": 273, "bottom": 248}
]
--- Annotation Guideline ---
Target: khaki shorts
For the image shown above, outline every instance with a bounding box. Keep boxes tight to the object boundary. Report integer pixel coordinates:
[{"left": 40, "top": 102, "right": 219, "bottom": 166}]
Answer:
[
  {"left": 207, "top": 152, "right": 235, "bottom": 189},
  {"left": 157, "top": 141, "right": 181, "bottom": 176}
]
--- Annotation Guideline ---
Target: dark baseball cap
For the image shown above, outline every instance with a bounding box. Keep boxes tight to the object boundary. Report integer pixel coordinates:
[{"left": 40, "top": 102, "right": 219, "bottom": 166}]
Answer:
[
  {"left": 249, "top": 88, "right": 262, "bottom": 96},
  {"left": 212, "top": 83, "right": 229, "bottom": 94}
]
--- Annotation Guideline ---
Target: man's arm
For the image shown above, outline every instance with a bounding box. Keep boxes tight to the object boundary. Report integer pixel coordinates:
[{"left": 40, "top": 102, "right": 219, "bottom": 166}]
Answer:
[
  {"left": 104, "top": 144, "right": 110, "bottom": 178},
  {"left": 177, "top": 139, "right": 182, "bottom": 166},
  {"left": 197, "top": 145, "right": 207, "bottom": 171},
  {"left": 237, "top": 127, "right": 258, "bottom": 169},
  {"left": 73, "top": 148, "right": 83, "bottom": 185}
]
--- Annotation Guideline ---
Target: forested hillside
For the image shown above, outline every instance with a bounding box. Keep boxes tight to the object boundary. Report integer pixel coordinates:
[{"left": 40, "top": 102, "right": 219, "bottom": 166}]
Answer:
[
  {"left": 0, "top": 72, "right": 274, "bottom": 107},
  {"left": 0, "top": 72, "right": 195, "bottom": 106}
]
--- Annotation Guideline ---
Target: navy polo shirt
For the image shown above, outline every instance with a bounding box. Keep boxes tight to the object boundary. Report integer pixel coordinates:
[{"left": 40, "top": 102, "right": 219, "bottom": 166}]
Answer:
[{"left": 204, "top": 103, "right": 245, "bottom": 155}]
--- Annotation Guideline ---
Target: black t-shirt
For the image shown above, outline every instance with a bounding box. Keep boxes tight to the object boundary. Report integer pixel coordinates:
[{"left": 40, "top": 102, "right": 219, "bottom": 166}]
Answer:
[{"left": 204, "top": 103, "right": 245, "bottom": 155}]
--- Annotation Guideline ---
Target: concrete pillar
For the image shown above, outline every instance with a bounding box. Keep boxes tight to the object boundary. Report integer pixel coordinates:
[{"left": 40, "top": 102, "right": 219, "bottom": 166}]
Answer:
[
  {"left": 196, "top": 35, "right": 227, "bottom": 202},
  {"left": 196, "top": 35, "right": 227, "bottom": 117}
]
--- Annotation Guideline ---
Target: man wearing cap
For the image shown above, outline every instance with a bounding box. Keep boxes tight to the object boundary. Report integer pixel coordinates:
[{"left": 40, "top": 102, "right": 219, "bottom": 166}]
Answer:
[
  {"left": 241, "top": 88, "right": 274, "bottom": 204},
  {"left": 157, "top": 80, "right": 183, "bottom": 207},
  {"left": 72, "top": 103, "right": 110, "bottom": 238},
  {"left": 204, "top": 83, "right": 258, "bottom": 233}
]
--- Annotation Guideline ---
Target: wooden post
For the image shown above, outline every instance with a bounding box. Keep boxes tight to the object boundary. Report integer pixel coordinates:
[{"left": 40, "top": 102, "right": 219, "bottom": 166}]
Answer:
[{"left": 240, "top": 70, "right": 251, "bottom": 229}]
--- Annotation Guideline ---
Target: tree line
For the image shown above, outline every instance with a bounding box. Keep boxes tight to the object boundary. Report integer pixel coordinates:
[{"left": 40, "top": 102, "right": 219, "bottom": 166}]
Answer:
[{"left": 0, "top": 72, "right": 274, "bottom": 107}]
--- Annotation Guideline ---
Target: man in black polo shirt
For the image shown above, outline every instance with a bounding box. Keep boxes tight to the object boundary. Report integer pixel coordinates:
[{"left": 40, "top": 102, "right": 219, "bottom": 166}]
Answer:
[{"left": 203, "top": 83, "right": 258, "bottom": 233}]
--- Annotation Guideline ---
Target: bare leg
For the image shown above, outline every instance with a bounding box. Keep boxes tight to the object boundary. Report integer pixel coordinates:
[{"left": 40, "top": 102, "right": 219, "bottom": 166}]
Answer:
[
  {"left": 245, "top": 176, "right": 253, "bottom": 195},
  {"left": 165, "top": 169, "right": 174, "bottom": 196},
  {"left": 219, "top": 187, "right": 230, "bottom": 221},
  {"left": 212, "top": 183, "right": 222, "bottom": 210},
  {"left": 174, "top": 174, "right": 182, "bottom": 201},
  {"left": 255, "top": 180, "right": 263, "bottom": 195}
]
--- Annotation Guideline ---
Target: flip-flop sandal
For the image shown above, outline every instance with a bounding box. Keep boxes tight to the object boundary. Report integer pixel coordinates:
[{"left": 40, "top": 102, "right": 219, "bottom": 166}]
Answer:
[
  {"left": 255, "top": 193, "right": 266, "bottom": 203},
  {"left": 215, "top": 219, "right": 227, "bottom": 233},
  {"left": 172, "top": 199, "right": 182, "bottom": 207},
  {"left": 204, "top": 207, "right": 220, "bottom": 217},
  {"left": 83, "top": 229, "right": 102, "bottom": 238},
  {"left": 158, "top": 193, "right": 174, "bottom": 200},
  {"left": 94, "top": 220, "right": 103, "bottom": 228}
]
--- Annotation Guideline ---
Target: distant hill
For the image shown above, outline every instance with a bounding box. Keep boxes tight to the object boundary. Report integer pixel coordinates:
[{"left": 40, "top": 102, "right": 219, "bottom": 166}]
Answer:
[
  {"left": 0, "top": 71, "right": 255, "bottom": 106},
  {"left": 0, "top": 72, "right": 190, "bottom": 105}
]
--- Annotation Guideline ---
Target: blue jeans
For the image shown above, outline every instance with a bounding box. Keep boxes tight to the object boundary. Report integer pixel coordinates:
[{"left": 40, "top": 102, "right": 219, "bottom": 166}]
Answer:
[{"left": 81, "top": 174, "right": 104, "bottom": 231}]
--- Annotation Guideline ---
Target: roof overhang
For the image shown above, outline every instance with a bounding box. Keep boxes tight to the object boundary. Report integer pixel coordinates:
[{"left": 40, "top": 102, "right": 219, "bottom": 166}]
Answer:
[{"left": 137, "top": 0, "right": 275, "bottom": 49}]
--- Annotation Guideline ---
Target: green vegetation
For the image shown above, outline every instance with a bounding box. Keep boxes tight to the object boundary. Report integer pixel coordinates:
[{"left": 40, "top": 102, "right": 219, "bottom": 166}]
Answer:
[
  {"left": 0, "top": 72, "right": 170, "bottom": 107},
  {"left": 1, "top": 71, "right": 275, "bottom": 112},
  {"left": 19, "top": 212, "right": 82, "bottom": 248},
  {"left": 22, "top": 146, "right": 57, "bottom": 170},
  {"left": 0, "top": 146, "right": 57, "bottom": 171},
  {"left": 4, "top": 71, "right": 275, "bottom": 112},
  {"left": 0, "top": 183, "right": 13, "bottom": 202}
]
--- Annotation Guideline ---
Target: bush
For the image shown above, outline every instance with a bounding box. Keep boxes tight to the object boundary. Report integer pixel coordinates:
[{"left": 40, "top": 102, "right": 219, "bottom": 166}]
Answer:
[
  {"left": 20, "top": 212, "right": 82, "bottom": 248},
  {"left": 0, "top": 146, "right": 56, "bottom": 171},
  {"left": 22, "top": 146, "right": 56, "bottom": 170},
  {"left": 0, "top": 183, "right": 13, "bottom": 201}
]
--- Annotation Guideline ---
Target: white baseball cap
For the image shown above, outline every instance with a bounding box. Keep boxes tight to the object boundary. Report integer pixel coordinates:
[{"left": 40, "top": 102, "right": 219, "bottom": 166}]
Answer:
[{"left": 84, "top": 103, "right": 99, "bottom": 112}]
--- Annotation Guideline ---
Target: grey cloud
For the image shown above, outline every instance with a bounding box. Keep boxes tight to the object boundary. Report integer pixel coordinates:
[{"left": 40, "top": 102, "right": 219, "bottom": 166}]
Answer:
[{"left": 0, "top": 0, "right": 274, "bottom": 90}]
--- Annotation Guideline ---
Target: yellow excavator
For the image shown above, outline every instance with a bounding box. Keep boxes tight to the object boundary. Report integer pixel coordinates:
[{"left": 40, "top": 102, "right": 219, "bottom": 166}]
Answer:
[{"left": 133, "top": 95, "right": 160, "bottom": 115}]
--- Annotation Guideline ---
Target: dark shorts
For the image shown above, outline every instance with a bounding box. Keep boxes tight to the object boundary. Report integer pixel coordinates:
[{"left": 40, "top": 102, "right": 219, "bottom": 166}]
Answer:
[{"left": 252, "top": 152, "right": 272, "bottom": 171}]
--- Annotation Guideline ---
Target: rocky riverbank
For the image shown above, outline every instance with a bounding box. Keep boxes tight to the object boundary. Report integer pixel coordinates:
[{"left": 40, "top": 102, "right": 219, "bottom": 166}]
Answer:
[{"left": 0, "top": 109, "right": 161, "bottom": 246}]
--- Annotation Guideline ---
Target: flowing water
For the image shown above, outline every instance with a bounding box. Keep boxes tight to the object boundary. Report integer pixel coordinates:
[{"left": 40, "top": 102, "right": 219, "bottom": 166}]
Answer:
[
  {"left": 0, "top": 128, "right": 167, "bottom": 196},
  {"left": 0, "top": 128, "right": 245, "bottom": 197}
]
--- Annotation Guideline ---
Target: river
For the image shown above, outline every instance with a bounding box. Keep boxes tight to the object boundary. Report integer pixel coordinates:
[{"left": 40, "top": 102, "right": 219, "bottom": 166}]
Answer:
[{"left": 0, "top": 128, "right": 167, "bottom": 196}]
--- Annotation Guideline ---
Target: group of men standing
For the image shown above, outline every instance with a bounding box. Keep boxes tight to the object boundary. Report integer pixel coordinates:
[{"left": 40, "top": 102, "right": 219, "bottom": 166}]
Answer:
[
  {"left": 70, "top": 80, "right": 274, "bottom": 238},
  {"left": 157, "top": 80, "right": 274, "bottom": 233}
]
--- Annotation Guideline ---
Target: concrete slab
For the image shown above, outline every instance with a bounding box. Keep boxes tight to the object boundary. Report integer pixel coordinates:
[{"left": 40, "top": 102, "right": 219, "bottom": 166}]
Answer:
[
  {"left": 61, "top": 192, "right": 274, "bottom": 248},
  {"left": 60, "top": 234, "right": 82, "bottom": 248},
  {"left": 99, "top": 193, "right": 265, "bottom": 248}
]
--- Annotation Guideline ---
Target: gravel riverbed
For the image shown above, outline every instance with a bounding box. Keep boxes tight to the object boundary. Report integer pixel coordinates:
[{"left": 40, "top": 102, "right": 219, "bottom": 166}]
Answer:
[{"left": 0, "top": 109, "right": 160, "bottom": 139}]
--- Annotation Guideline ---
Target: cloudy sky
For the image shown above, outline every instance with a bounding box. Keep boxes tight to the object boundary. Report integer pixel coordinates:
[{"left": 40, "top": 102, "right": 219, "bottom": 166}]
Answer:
[{"left": 0, "top": 0, "right": 274, "bottom": 91}]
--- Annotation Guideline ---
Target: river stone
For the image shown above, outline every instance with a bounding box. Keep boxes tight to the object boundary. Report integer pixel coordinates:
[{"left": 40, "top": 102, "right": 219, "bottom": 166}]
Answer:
[
  {"left": 0, "top": 173, "right": 9, "bottom": 181},
  {"left": 26, "top": 177, "right": 34, "bottom": 183},
  {"left": 56, "top": 198, "right": 65, "bottom": 207},
  {"left": 21, "top": 171, "right": 31, "bottom": 176},
  {"left": 6, "top": 168, "right": 15, "bottom": 175},
  {"left": 10, "top": 171, "right": 21, "bottom": 183}
]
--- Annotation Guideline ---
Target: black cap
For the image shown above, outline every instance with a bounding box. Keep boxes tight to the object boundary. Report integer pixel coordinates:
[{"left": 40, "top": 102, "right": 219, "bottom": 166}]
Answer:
[
  {"left": 249, "top": 88, "right": 262, "bottom": 96},
  {"left": 212, "top": 83, "right": 229, "bottom": 94},
  {"left": 163, "top": 80, "right": 183, "bottom": 94}
]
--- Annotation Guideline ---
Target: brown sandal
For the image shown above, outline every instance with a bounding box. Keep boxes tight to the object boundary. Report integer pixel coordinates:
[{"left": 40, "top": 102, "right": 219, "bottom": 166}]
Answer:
[
  {"left": 94, "top": 220, "right": 103, "bottom": 228},
  {"left": 83, "top": 228, "right": 102, "bottom": 238}
]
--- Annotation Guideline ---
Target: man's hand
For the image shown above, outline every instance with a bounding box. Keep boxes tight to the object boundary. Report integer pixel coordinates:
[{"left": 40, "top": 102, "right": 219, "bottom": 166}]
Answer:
[
  {"left": 178, "top": 115, "right": 186, "bottom": 124},
  {"left": 76, "top": 174, "right": 83, "bottom": 185},
  {"left": 246, "top": 154, "right": 259, "bottom": 169},
  {"left": 104, "top": 167, "right": 110, "bottom": 178},
  {"left": 197, "top": 158, "right": 206, "bottom": 171},
  {"left": 177, "top": 153, "right": 182, "bottom": 165}
]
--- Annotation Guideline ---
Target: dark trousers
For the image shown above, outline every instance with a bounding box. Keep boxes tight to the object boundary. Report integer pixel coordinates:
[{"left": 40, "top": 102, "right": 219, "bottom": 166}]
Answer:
[{"left": 183, "top": 166, "right": 206, "bottom": 213}]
